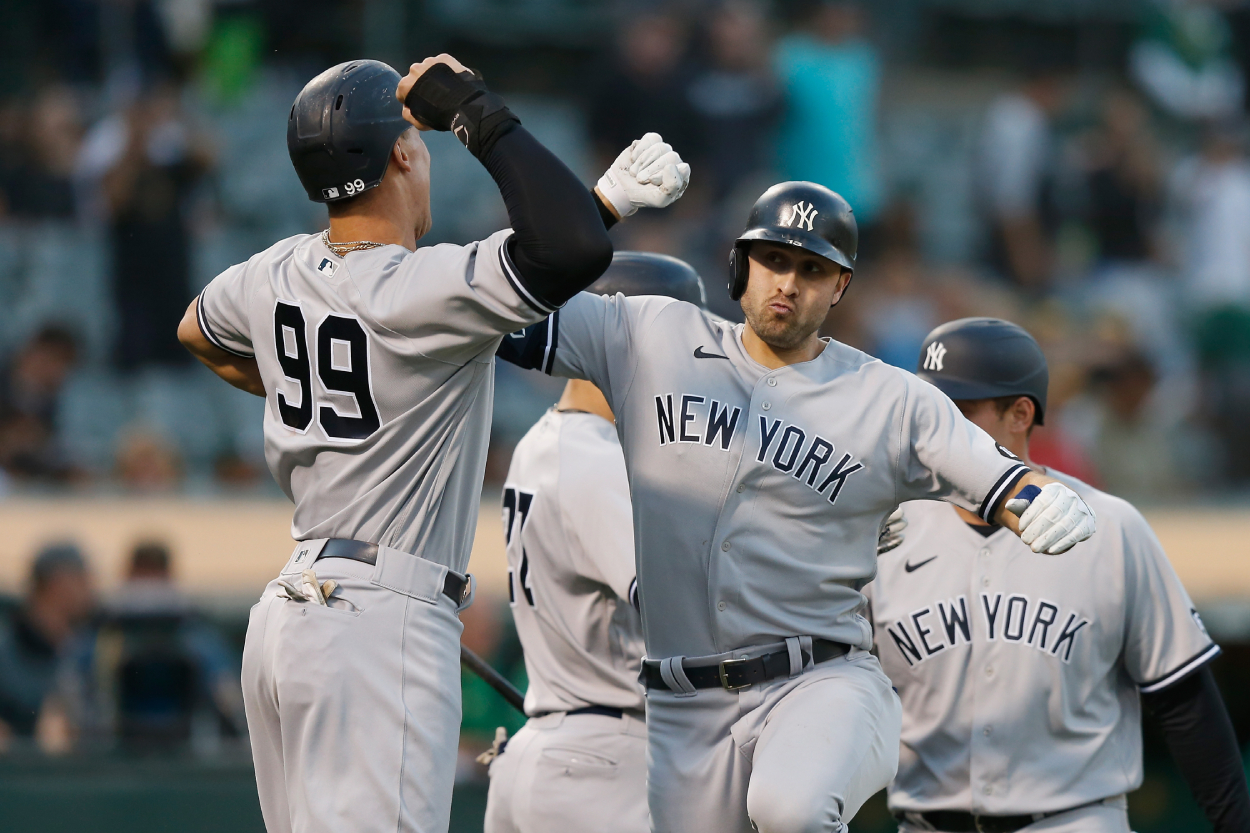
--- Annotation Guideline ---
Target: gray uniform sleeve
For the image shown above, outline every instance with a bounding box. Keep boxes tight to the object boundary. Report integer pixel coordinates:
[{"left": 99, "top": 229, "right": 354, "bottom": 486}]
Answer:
[
  {"left": 373, "top": 229, "right": 554, "bottom": 346},
  {"left": 557, "top": 424, "right": 636, "bottom": 602},
  {"left": 546, "top": 293, "right": 678, "bottom": 409},
  {"left": 897, "top": 376, "right": 1030, "bottom": 522},
  {"left": 197, "top": 261, "right": 255, "bottom": 358},
  {"left": 1120, "top": 504, "right": 1220, "bottom": 692}
]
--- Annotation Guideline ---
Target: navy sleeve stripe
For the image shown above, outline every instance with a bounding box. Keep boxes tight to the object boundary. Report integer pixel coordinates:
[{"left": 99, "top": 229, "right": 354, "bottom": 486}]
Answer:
[
  {"left": 978, "top": 463, "right": 1030, "bottom": 523},
  {"left": 1140, "top": 643, "right": 1222, "bottom": 693},
  {"left": 498, "top": 237, "right": 557, "bottom": 316},
  {"left": 197, "top": 290, "right": 254, "bottom": 358}
]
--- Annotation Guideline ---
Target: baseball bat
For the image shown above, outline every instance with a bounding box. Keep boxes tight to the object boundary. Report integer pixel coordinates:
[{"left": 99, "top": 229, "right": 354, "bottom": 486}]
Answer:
[{"left": 461, "top": 644, "right": 526, "bottom": 714}]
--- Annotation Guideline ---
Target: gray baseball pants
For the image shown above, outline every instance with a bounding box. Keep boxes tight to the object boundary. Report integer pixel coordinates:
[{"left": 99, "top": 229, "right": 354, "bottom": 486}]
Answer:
[
  {"left": 242, "top": 541, "right": 466, "bottom": 833},
  {"left": 484, "top": 710, "right": 649, "bottom": 833},
  {"left": 645, "top": 648, "right": 902, "bottom": 833}
]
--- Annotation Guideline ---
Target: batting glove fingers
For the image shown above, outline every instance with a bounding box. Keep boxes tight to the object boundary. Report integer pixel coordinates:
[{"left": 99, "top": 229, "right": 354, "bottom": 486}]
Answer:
[
  {"left": 877, "top": 507, "right": 907, "bottom": 555},
  {"left": 628, "top": 133, "right": 671, "bottom": 175},
  {"left": 596, "top": 134, "right": 690, "bottom": 218},
  {"left": 1014, "top": 482, "right": 1096, "bottom": 555}
]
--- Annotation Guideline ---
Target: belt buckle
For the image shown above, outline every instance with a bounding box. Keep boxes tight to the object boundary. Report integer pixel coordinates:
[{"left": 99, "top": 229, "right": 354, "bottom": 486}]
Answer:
[{"left": 718, "top": 657, "right": 751, "bottom": 691}]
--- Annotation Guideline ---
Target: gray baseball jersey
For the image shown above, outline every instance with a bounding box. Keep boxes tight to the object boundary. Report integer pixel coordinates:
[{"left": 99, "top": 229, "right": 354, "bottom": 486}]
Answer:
[
  {"left": 197, "top": 229, "right": 551, "bottom": 571},
  {"left": 865, "top": 470, "right": 1219, "bottom": 815},
  {"left": 512, "top": 293, "right": 1030, "bottom": 659},
  {"left": 502, "top": 408, "right": 645, "bottom": 715}
]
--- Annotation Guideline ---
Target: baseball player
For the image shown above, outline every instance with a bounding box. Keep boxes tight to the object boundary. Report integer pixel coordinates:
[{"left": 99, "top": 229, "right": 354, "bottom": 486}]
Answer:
[
  {"left": 866, "top": 317, "right": 1250, "bottom": 833},
  {"left": 483, "top": 252, "right": 708, "bottom": 833},
  {"left": 175, "top": 56, "right": 689, "bottom": 833},
  {"left": 497, "top": 180, "right": 1097, "bottom": 833}
]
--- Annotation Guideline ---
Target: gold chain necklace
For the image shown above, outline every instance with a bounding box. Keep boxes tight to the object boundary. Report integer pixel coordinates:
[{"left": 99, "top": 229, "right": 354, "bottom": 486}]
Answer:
[{"left": 321, "top": 229, "right": 385, "bottom": 258}]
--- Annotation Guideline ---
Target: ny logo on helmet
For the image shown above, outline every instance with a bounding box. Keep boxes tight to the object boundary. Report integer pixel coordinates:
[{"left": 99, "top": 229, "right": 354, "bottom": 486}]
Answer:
[
  {"left": 924, "top": 341, "right": 947, "bottom": 372},
  {"left": 781, "top": 201, "right": 819, "bottom": 231}
]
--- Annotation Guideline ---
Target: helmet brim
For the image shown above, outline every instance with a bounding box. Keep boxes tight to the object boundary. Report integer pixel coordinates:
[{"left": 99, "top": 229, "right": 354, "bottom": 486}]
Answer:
[{"left": 736, "top": 227, "right": 855, "bottom": 274}]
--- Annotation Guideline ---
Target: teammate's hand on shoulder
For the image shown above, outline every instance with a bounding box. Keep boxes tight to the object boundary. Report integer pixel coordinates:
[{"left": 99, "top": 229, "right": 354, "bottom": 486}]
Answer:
[
  {"left": 397, "top": 54, "right": 472, "bottom": 129},
  {"left": 1006, "top": 481, "right": 1096, "bottom": 555},
  {"left": 876, "top": 507, "right": 906, "bottom": 556},
  {"left": 595, "top": 132, "right": 691, "bottom": 219}
]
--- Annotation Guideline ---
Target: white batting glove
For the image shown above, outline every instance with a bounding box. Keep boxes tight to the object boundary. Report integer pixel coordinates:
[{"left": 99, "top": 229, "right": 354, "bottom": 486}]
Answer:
[
  {"left": 1005, "top": 482, "right": 1096, "bottom": 555},
  {"left": 596, "top": 132, "right": 691, "bottom": 219}
]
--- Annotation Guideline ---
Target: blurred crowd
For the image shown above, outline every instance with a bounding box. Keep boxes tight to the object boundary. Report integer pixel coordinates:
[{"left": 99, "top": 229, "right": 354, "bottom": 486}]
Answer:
[
  {"left": 0, "top": 0, "right": 1249, "bottom": 502},
  {"left": 0, "top": 539, "right": 245, "bottom": 755}
]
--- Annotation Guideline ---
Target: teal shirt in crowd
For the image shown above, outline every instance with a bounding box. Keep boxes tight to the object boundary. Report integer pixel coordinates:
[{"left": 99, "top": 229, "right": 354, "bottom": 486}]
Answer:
[{"left": 773, "top": 35, "right": 882, "bottom": 223}]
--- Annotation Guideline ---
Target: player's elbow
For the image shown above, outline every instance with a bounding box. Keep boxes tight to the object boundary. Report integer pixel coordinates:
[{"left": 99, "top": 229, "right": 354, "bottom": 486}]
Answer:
[{"left": 520, "top": 229, "right": 613, "bottom": 308}]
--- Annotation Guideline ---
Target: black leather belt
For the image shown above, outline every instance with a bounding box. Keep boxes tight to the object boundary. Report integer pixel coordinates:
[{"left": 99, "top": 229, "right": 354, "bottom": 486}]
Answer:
[
  {"left": 315, "top": 538, "right": 470, "bottom": 605},
  {"left": 642, "top": 639, "right": 849, "bottom": 692},
  {"left": 896, "top": 799, "right": 1105, "bottom": 833}
]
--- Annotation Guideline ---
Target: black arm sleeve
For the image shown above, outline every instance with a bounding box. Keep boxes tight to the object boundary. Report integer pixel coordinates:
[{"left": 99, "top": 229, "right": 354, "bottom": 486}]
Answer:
[
  {"left": 478, "top": 126, "right": 613, "bottom": 310},
  {"left": 1142, "top": 665, "right": 1250, "bottom": 833}
]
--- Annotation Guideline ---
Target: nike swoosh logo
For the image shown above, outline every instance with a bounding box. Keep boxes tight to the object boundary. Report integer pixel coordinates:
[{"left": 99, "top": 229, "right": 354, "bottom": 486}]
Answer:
[
  {"left": 904, "top": 556, "right": 937, "bottom": 573},
  {"left": 694, "top": 346, "right": 729, "bottom": 360}
]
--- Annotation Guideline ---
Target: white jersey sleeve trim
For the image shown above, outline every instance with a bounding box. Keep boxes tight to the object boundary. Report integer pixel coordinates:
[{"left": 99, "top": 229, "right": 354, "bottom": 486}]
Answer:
[
  {"left": 978, "top": 463, "right": 1030, "bottom": 523},
  {"left": 197, "top": 289, "right": 255, "bottom": 358},
  {"left": 497, "top": 236, "right": 558, "bottom": 316},
  {"left": 1139, "top": 643, "right": 1222, "bottom": 693}
]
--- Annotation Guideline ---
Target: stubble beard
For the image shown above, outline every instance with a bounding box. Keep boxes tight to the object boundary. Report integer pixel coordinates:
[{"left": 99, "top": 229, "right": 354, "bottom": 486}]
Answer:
[{"left": 743, "top": 298, "right": 821, "bottom": 352}]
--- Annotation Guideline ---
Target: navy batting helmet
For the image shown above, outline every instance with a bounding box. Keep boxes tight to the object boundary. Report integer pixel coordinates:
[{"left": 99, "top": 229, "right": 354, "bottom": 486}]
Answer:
[
  {"left": 288, "top": 60, "right": 412, "bottom": 203},
  {"left": 728, "top": 181, "right": 858, "bottom": 300},
  {"left": 916, "top": 317, "right": 1049, "bottom": 424},
  {"left": 589, "top": 251, "right": 707, "bottom": 308}
]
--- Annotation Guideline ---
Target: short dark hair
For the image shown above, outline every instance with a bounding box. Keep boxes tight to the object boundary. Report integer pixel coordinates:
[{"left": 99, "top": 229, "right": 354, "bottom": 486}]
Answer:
[
  {"left": 31, "top": 542, "right": 86, "bottom": 590},
  {"left": 990, "top": 394, "right": 1038, "bottom": 434}
]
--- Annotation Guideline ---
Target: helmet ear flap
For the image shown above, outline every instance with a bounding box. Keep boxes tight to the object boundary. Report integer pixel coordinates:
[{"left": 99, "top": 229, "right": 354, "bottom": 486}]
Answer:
[{"left": 728, "top": 244, "right": 750, "bottom": 301}]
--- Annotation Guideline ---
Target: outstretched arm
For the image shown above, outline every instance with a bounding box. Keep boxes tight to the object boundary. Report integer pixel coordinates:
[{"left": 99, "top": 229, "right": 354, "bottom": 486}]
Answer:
[{"left": 177, "top": 298, "right": 264, "bottom": 396}]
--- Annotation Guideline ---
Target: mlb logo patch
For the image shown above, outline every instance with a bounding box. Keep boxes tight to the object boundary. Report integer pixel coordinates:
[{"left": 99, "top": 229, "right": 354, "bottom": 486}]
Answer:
[
  {"left": 317, "top": 258, "right": 338, "bottom": 277},
  {"left": 322, "top": 186, "right": 340, "bottom": 199},
  {"left": 294, "top": 547, "right": 310, "bottom": 564}
]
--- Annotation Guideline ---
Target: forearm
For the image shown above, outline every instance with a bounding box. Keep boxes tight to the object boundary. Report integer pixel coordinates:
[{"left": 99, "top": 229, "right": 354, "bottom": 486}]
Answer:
[
  {"left": 1144, "top": 666, "right": 1250, "bottom": 833},
  {"left": 400, "top": 61, "right": 611, "bottom": 307},
  {"left": 478, "top": 126, "right": 613, "bottom": 306},
  {"left": 177, "top": 300, "right": 265, "bottom": 396},
  {"left": 992, "top": 470, "right": 1056, "bottom": 533}
]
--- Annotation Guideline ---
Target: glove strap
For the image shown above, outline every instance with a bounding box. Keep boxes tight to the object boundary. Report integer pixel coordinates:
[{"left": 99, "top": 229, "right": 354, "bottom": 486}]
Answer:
[{"left": 404, "top": 64, "right": 519, "bottom": 158}]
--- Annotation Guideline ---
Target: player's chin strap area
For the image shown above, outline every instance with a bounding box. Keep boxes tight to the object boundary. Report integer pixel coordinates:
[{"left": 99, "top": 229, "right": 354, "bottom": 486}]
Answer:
[
  {"left": 896, "top": 796, "right": 1120, "bottom": 833},
  {"left": 642, "top": 637, "right": 850, "bottom": 694}
]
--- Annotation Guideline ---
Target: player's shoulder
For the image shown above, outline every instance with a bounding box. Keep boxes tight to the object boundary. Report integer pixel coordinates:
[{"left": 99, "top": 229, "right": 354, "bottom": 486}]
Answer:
[
  {"left": 555, "top": 411, "right": 623, "bottom": 472},
  {"left": 1045, "top": 468, "right": 1150, "bottom": 537},
  {"left": 229, "top": 233, "right": 313, "bottom": 277},
  {"left": 819, "top": 341, "right": 915, "bottom": 389}
]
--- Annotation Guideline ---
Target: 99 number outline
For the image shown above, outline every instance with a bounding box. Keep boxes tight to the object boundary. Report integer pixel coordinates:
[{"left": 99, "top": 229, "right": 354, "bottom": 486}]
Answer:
[{"left": 273, "top": 300, "right": 381, "bottom": 441}]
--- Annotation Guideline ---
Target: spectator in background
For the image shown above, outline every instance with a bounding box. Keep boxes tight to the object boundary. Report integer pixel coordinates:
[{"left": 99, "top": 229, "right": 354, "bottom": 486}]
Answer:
[
  {"left": 1083, "top": 90, "right": 1163, "bottom": 270},
  {"left": 773, "top": 0, "right": 882, "bottom": 227},
  {"left": 0, "top": 88, "right": 82, "bottom": 220},
  {"left": 0, "top": 325, "right": 81, "bottom": 485},
  {"left": 686, "top": 0, "right": 782, "bottom": 202},
  {"left": 61, "top": 540, "right": 245, "bottom": 750},
  {"left": 0, "top": 543, "right": 95, "bottom": 740},
  {"left": 975, "top": 60, "right": 1068, "bottom": 291},
  {"left": 1084, "top": 350, "right": 1184, "bottom": 500},
  {"left": 589, "top": 9, "right": 700, "bottom": 172},
  {"left": 77, "top": 82, "right": 213, "bottom": 371},
  {"left": 114, "top": 426, "right": 183, "bottom": 491},
  {"left": 1169, "top": 119, "right": 1250, "bottom": 482}
]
